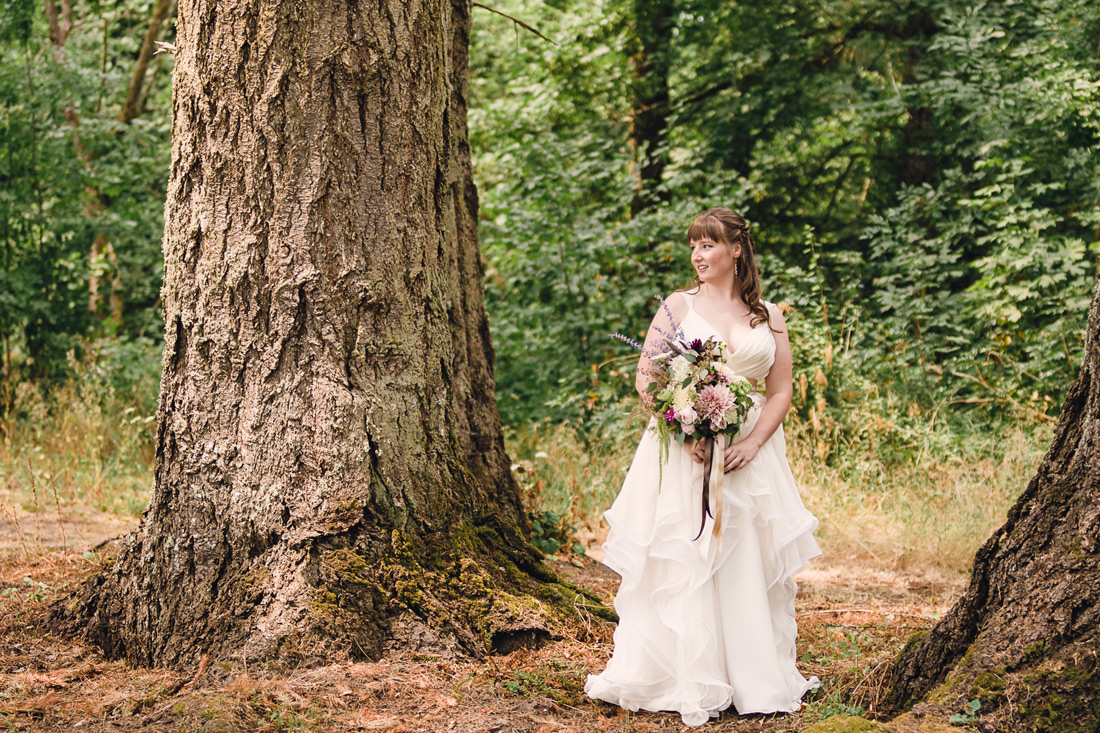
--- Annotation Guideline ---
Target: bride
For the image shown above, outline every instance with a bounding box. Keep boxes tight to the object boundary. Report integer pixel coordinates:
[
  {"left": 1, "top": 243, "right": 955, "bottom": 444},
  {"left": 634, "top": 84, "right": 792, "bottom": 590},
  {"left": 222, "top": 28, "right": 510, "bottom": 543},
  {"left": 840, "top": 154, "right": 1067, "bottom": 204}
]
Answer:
[{"left": 585, "top": 207, "right": 822, "bottom": 727}]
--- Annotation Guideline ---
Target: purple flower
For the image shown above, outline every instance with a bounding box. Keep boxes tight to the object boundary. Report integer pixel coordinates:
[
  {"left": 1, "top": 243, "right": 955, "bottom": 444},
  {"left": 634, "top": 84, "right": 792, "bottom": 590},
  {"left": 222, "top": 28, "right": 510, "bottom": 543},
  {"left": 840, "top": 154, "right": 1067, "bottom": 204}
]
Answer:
[
  {"left": 658, "top": 296, "right": 687, "bottom": 341},
  {"left": 664, "top": 408, "right": 676, "bottom": 423},
  {"left": 611, "top": 332, "right": 644, "bottom": 351}
]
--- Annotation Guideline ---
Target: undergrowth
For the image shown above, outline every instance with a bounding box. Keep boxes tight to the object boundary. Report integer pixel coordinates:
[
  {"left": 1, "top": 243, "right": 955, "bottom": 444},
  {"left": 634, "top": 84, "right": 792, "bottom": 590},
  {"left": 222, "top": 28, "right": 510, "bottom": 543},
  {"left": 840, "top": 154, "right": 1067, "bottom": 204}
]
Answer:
[
  {"left": 0, "top": 338, "right": 158, "bottom": 550},
  {"left": 506, "top": 383, "right": 1050, "bottom": 576},
  {"left": 0, "top": 327, "right": 1051, "bottom": 582}
]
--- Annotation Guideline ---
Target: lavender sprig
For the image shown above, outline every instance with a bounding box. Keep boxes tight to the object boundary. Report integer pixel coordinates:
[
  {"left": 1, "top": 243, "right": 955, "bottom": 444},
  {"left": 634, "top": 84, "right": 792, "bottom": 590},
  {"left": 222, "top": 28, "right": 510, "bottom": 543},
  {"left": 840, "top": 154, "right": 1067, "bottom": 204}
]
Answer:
[
  {"left": 611, "top": 294, "right": 688, "bottom": 358},
  {"left": 611, "top": 332, "right": 668, "bottom": 361},
  {"left": 610, "top": 332, "right": 644, "bottom": 351},
  {"left": 659, "top": 295, "right": 687, "bottom": 341},
  {"left": 647, "top": 295, "right": 687, "bottom": 345}
]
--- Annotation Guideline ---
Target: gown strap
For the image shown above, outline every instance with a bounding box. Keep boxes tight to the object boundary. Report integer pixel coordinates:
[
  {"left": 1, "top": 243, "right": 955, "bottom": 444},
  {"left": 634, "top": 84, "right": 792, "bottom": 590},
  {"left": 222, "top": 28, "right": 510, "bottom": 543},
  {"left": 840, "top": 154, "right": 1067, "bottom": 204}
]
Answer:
[{"left": 678, "top": 290, "right": 695, "bottom": 311}]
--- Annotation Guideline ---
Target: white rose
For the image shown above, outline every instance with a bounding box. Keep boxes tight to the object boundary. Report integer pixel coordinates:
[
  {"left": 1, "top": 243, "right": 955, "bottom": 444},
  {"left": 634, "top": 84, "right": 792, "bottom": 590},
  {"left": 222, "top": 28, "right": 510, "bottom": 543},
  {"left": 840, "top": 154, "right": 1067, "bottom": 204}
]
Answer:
[{"left": 670, "top": 356, "right": 692, "bottom": 385}]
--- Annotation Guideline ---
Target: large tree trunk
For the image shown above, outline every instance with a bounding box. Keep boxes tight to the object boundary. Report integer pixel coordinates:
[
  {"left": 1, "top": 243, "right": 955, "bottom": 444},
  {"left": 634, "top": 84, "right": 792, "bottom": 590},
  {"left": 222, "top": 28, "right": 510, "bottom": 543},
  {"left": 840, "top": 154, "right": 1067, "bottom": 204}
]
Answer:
[
  {"left": 887, "top": 276, "right": 1100, "bottom": 730},
  {"left": 60, "top": 0, "right": 596, "bottom": 669}
]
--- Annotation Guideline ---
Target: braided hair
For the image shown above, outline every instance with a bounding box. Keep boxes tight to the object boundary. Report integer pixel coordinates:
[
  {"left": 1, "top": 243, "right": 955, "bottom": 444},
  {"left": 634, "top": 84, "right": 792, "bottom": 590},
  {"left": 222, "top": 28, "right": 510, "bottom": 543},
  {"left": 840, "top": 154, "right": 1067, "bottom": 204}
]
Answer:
[{"left": 686, "top": 207, "right": 774, "bottom": 330}]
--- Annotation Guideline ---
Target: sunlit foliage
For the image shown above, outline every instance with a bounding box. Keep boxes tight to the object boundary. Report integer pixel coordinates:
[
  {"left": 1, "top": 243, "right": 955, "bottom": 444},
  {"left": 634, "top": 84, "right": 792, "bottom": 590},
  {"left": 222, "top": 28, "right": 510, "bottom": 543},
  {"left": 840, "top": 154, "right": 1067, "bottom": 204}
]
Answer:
[{"left": 469, "top": 0, "right": 1100, "bottom": 433}]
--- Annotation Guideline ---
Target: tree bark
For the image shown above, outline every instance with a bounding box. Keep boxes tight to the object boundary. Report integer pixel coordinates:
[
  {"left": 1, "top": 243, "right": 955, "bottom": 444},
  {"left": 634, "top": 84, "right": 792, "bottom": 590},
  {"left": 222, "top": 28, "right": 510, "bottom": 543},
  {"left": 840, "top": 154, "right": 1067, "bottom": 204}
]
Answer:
[
  {"left": 887, "top": 275, "right": 1100, "bottom": 730},
  {"left": 60, "top": 0, "right": 600, "bottom": 668},
  {"left": 43, "top": 0, "right": 72, "bottom": 48}
]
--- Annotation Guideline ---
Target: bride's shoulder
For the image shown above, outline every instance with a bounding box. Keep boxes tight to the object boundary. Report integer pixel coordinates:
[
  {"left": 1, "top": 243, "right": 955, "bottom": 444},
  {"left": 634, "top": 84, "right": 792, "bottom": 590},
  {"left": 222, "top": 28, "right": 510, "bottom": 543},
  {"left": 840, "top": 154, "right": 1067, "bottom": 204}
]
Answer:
[
  {"left": 654, "top": 291, "right": 692, "bottom": 325},
  {"left": 671, "top": 290, "right": 699, "bottom": 312},
  {"left": 760, "top": 299, "right": 788, "bottom": 330}
]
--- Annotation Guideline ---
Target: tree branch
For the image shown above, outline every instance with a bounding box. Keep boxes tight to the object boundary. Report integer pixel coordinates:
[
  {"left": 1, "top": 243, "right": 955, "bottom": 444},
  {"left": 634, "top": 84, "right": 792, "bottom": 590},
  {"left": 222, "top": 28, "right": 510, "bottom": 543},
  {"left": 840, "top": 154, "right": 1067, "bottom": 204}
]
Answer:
[
  {"left": 471, "top": 2, "right": 556, "bottom": 46},
  {"left": 120, "top": 0, "right": 174, "bottom": 124},
  {"left": 43, "top": 0, "right": 63, "bottom": 46},
  {"left": 44, "top": 0, "right": 73, "bottom": 46},
  {"left": 60, "top": 0, "right": 72, "bottom": 42}
]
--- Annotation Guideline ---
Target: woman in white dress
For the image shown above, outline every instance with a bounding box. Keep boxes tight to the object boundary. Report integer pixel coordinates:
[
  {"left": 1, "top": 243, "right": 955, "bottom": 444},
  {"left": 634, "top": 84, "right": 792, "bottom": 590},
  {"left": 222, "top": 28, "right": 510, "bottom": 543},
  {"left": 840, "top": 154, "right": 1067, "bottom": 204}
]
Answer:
[{"left": 585, "top": 207, "right": 822, "bottom": 727}]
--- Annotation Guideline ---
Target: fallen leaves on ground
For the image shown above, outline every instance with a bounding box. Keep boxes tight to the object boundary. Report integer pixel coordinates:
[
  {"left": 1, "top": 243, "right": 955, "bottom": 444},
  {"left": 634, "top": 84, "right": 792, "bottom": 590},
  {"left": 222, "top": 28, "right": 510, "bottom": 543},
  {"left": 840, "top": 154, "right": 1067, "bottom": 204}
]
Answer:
[{"left": 0, "top": 545, "right": 961, "bottom": 732}]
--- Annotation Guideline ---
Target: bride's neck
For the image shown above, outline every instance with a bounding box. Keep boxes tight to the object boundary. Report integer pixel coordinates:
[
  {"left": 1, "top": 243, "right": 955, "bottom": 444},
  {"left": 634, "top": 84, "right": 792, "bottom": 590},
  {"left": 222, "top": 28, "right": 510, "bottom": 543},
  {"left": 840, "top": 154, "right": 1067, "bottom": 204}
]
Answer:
[{"left": 697, "top": 281, "right": 743, "bottom": 303}]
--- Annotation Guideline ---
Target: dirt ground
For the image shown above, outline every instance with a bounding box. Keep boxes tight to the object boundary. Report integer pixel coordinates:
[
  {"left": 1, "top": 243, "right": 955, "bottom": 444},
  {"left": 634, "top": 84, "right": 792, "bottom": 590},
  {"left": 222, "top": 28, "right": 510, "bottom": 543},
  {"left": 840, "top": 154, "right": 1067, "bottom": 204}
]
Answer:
[{"left": 0, "top": 512, "right": 966, "bottom": 732}]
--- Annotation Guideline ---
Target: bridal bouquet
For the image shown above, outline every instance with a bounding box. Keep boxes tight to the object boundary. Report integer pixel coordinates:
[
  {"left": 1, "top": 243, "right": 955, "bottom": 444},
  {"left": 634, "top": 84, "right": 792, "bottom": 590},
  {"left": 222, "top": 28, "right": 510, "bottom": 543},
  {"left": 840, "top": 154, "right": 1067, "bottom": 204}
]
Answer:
[
  {"left": 647, "top": 335, "right": 755, "bottom": 466},
  {"left": 613, "top": 299, "right": 756, "bottom": 467},
  {"left": 614, "top": 299, "right": 757, "bottom": 541}
]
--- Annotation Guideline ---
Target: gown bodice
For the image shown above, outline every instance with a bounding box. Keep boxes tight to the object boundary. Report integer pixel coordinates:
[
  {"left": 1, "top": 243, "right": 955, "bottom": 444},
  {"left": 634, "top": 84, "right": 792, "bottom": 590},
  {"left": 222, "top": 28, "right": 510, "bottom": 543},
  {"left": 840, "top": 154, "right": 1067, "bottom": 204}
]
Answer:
[{"left": 676, "top": 291, "right": 777, "bottom": 385}]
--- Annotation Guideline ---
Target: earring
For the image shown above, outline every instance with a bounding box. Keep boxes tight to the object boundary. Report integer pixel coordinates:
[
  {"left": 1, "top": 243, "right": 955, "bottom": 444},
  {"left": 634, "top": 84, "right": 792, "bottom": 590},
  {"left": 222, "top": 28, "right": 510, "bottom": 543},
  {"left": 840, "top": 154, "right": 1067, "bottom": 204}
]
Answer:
[{"left": 734, "top": 260, "right": 739, "bottom": 278}]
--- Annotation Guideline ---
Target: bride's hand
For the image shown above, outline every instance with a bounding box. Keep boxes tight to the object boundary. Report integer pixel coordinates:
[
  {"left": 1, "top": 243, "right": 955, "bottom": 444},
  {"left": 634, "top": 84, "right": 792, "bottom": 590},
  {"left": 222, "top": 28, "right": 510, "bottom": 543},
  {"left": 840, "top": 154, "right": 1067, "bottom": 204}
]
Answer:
[
  {"left": 683, "top": 437, "right": 706, "bottom": 464},
  {"left": 723, "top": 439, "right": 760, "bottom": 472}
]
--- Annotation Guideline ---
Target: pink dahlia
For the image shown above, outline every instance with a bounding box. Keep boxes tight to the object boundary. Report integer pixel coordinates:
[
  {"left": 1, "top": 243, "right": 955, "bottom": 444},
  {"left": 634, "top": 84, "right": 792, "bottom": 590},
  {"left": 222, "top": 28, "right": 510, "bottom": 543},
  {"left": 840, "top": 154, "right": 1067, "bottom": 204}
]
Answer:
[{"left": 696, "top": 384, "right": 736, "bottom": 429}]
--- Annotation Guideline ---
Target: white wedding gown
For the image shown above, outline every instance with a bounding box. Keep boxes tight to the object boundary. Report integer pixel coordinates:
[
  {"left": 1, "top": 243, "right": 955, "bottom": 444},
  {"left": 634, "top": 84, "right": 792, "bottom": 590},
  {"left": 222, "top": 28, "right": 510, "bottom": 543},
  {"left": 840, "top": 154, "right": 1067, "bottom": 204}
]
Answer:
[{"left": 585, "top": 291, "right": 822, "bottom": 727}]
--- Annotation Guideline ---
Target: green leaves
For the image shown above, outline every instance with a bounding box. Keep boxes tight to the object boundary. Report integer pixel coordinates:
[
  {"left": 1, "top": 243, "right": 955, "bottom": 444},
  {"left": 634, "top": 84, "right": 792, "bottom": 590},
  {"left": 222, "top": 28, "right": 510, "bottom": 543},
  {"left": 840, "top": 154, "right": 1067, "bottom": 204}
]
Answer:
[
  {"left": 0, "top": 0, "right": 34, "bottom": 45},
  {"left": 949, "top": 698, "right": 982, "bottom": 725},
  {"left": 471, "top": 0, "right": 1099, "bottom": 431},
  {"left": 0, "top": 0, "right": 174, "bottom": 386}
]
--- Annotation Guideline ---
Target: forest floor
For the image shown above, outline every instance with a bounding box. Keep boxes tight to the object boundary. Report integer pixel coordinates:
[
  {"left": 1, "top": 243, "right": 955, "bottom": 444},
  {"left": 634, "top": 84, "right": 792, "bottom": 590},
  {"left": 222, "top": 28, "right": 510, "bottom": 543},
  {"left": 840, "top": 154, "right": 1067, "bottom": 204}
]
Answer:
[{"left": 0, "top": 510, "right": 969, "bottom": 732}]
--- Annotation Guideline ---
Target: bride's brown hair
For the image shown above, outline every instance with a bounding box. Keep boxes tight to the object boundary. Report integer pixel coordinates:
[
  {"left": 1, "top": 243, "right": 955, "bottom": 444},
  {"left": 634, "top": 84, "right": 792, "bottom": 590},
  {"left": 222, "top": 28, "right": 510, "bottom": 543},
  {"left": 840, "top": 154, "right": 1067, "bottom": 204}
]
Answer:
[{"left": 686, "top": 207, "right": 774, "bottom": 330}]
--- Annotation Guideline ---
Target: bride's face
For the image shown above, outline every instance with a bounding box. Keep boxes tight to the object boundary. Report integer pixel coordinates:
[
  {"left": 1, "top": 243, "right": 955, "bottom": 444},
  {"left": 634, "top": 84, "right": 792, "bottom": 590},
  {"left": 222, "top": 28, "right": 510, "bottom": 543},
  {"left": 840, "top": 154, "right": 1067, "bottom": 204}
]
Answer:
[{"left": 689, "top": 237, "right": 739, "bottom": 283}]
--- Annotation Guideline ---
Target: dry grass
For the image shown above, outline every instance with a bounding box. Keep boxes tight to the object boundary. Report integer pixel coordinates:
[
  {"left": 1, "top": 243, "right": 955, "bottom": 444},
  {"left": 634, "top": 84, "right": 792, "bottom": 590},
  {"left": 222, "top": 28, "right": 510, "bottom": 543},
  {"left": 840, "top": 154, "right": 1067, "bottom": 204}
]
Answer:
[
  {"left": 0, "top": 404, "right": 971, "bottom": 729},
  {"left": 0, "top": 344, "right": 157, "bottom": 530},
  {"left": 787, "top": 416, "right": 1050, "bottom": 575},
  {"left": 507, "top": 411, "right": 1049, "bottom": 578},
  {"left": 0, "top": 361, "right": 155, "bottom": 566}
]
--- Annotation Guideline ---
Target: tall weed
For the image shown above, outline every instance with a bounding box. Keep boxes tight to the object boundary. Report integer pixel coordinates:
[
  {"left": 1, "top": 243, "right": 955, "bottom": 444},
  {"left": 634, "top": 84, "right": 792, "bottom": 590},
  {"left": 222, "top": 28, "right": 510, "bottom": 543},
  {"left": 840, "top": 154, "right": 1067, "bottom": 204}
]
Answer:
[
  {"left": 0, "top": 337, "right": 159, "bottom": 521},
  {"left": 509, "top": 403, "right": 1048, "bottom": 576}
]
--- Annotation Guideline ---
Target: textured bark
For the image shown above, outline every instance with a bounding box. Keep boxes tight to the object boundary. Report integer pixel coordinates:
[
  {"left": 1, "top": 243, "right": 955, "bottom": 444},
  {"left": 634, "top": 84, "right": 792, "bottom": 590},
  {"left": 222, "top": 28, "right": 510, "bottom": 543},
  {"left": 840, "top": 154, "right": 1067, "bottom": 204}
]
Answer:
[
  {"left": 43, "top": 0, "right": 72, "bottom": 48},
  {"left": 60, "top": 0, "right": 599, "bottom": 669},
  {"left": 887, "top": 276, "right": 1100, "bottom": 731},
  {"left": 628, "top": 0, "right": 672, "bottom": 216}
]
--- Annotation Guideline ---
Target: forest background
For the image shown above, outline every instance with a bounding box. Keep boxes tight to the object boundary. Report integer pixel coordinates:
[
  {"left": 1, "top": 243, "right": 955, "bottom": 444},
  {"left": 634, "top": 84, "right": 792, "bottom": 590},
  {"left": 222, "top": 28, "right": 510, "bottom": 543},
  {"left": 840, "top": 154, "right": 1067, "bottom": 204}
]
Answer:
[{"left": 1, "top": 0, "right": 1099, "bottom": 595}]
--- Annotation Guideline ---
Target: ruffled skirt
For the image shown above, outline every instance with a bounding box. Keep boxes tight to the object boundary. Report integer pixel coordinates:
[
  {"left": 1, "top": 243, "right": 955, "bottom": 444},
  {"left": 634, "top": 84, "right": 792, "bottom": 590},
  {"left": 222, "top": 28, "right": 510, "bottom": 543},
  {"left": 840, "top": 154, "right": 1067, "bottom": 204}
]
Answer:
[{"left": 585, "top": 405, "right": 821, "bottom": 727}]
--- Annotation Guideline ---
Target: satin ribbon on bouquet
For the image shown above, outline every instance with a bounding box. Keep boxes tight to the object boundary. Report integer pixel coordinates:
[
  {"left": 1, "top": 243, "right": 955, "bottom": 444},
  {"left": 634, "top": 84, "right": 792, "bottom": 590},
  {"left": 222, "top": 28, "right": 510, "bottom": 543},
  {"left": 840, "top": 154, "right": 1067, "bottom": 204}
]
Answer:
[{"left": 693, "top": 433, "right": 727, "bottom": 555}]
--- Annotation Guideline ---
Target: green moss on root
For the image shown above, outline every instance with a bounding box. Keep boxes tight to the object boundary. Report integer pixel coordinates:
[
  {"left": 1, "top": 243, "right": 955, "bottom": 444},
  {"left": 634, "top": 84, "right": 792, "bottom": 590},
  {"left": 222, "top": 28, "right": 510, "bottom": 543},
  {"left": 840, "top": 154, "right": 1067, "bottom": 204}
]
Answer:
[
  {"left": 801, "top": 716, "right": 887, "bottom": 732},
  {"left": 1020, "top": 641, "right": 1047, "bottom": 665},
  {"left": 968, "top": 668, "right": 1006, "bottom": 706},
  {"left": 291, "top": 506, "right": 615, "bottom": 662},
  {"left": 904, "top": 629, "right": 929, "bottom": 647},
  {"left": 926, "top": 639, "right": 979, "bottom": 704},
  {"left": 306, "top": 546, "right": 389, "bottom": 656},
  {"left": 1017, "top": 656, "right": 1100, "bottom": 732}
]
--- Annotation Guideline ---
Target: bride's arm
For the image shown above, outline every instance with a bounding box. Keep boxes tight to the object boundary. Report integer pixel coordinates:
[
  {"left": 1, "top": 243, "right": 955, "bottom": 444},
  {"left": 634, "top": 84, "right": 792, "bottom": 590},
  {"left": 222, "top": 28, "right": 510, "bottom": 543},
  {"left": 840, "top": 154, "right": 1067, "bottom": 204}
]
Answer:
[
  {"left": 635, "top": 293, "right": 689, "bottom": 406},
  {"left": 724, "top": 304, "right": 792, "bottom": 469}
]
